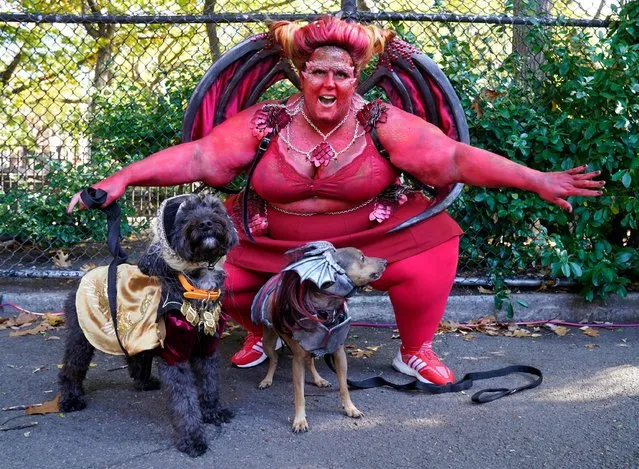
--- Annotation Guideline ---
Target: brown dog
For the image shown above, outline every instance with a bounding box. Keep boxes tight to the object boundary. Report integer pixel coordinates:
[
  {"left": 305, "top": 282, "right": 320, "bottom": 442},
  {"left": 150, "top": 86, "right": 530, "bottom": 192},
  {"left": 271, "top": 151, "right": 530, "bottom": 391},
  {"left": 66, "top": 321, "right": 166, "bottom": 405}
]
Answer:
[{"left": 251, "top": 241, "right": 387, "bottom": 432}]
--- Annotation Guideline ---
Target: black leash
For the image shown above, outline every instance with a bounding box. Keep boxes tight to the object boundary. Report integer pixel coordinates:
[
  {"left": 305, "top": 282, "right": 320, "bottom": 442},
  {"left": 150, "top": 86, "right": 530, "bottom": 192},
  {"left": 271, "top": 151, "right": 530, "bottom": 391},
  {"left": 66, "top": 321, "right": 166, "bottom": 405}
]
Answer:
[
  {"left": 79, "top": 188, "right": 130, "bottom": 357},
  {"left": 324, "top": 355, "right": 542, "bottom": 404}
]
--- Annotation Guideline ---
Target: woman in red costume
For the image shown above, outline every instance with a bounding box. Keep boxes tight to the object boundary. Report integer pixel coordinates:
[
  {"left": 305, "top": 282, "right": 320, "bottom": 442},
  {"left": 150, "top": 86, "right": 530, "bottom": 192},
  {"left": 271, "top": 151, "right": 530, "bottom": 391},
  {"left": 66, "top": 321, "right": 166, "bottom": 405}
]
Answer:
[{"left": 67, "top": 17, "right": 603, "bottom": 385}]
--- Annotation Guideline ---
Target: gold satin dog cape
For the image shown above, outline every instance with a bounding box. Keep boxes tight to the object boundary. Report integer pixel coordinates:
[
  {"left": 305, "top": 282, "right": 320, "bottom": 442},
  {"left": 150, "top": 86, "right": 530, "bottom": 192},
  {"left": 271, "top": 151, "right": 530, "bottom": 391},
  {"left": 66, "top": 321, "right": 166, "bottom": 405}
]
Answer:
[{"left": 76, "top": 264, "right": 163, "bottom": 356}]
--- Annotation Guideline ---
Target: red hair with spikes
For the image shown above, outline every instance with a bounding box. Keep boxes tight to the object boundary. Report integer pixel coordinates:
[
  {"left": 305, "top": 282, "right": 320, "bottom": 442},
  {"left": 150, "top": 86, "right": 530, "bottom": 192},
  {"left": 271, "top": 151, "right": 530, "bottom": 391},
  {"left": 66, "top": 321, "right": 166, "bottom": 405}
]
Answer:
[{"left": 269, "top": 16, "right": 395, "bottom": 75}]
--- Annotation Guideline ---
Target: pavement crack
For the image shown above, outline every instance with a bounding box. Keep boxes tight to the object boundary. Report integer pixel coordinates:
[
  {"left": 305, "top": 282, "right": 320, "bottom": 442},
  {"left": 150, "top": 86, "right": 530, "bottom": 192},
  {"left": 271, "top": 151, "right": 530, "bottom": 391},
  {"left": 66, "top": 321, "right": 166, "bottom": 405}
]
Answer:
[{"left": 87, "top": 447, "right": 169, "bottom": 468}]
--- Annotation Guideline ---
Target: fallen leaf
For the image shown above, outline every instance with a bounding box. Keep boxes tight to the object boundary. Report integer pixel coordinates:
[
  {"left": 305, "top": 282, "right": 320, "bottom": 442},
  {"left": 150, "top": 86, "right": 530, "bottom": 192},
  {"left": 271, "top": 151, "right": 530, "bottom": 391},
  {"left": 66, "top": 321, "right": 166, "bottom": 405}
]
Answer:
[
  {"left": 478, "top": 286, "right": 494, "bottom": 294},
  {"left": 52, "top": 250, "right": 72, "bottom": 268},
  {"left": 580, "top": 326, "right": 600, "bottom": 338},
  {"left": 25, "top": 393, "right": 61, "bottom": 415},
  {"left": 43, "top": 314, "right": 64, "bottom": 327},
  {"left": 438, "top": 321, "right": 461, "bottom": 333},
  {"left": 0, "top": 312, "right": 38, "bottom": 330},
  {"left": 545, "top": 323, "right": 569, "bottom": 336},
  {"left": 584, "top": 343, "right": 599, "bottom": 350},
  {"left": 365, "top": 346, "right": 380, "bottom": 352},
  {"left": 470, "top": 98, "right": 484, "bottom": 118},
  {"left": 482, "top": 88, "right": 502, "bottom": 101},
  {"left": 349, "top": 348, "right": 375, "bottom": 359},
  {"left": 45, "top": 336, "right": 61, "bottom": 341},
  {"left": 462, "top": 334, "right": 477, "bottom": 341},
  {"left": 9, "top": 322, "right": 55, "bottom": 337}
]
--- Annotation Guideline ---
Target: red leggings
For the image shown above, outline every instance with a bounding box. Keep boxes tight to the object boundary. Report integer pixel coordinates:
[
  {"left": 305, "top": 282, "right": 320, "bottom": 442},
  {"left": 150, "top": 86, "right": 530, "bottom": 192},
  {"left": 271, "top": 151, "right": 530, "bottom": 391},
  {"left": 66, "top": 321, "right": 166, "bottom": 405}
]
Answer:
[{"left": 222, "top": 236, "right": 459, "bottom": 349}]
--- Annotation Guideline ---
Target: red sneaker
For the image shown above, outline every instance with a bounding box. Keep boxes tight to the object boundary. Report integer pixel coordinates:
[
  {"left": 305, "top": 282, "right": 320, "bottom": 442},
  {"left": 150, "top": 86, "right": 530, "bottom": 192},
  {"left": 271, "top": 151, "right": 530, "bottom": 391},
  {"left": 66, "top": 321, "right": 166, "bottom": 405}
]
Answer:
[
  {"left": 230, "top": 332, "right": 281, "bottom": 368},
  {"left": 392, "top": 343, "right": 454, "bottom": 385}
]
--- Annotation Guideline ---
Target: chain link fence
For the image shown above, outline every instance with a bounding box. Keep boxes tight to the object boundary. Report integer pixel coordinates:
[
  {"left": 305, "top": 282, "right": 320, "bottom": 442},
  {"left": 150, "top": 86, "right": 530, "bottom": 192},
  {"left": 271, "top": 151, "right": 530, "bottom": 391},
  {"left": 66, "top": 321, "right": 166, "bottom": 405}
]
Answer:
[{"left": 0, "top": 0, "right": 619, "bottom": 282}]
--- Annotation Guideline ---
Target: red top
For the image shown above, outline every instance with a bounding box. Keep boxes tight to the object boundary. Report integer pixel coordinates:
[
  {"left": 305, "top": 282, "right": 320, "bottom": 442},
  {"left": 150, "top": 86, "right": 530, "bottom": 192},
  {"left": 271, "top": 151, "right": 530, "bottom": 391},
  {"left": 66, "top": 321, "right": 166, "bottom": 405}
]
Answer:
[
  {"left": 224, "top": 132, "right": 463, "bottom": 273},
  {"left": 252, "top": 134, "right": 396, "bottom": 204}
]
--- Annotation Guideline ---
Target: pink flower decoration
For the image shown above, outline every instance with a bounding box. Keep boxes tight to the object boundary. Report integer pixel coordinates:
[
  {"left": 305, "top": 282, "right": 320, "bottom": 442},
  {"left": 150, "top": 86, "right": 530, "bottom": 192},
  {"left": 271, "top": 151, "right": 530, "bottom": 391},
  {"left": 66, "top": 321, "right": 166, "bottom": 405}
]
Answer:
[
  {"left": 369, "top": 203, "right": 392, "bottom": 223},
  {"left": 248, "top": 214, "right": 268, "bottom": 236},
  {"left": 398, "top": 194, "right": 408, "bottom": 205}
]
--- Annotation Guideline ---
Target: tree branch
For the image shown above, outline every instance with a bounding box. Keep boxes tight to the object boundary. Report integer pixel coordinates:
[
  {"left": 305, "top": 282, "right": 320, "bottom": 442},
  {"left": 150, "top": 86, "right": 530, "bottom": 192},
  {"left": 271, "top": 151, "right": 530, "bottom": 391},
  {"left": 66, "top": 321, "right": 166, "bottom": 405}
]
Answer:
[{"left": 0, "top": 48, "right": 24, "bottom": 86}]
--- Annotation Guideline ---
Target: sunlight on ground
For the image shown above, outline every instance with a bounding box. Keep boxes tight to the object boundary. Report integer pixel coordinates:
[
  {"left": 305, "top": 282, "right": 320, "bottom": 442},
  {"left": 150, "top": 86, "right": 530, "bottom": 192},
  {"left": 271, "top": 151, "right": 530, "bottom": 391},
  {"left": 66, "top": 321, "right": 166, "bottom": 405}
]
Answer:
[
  {"left": 540, "top": 365, "right": 639, "bottom": 402},
  {"left": 310, "top": 416, "right": 444, "bottom": 431}
]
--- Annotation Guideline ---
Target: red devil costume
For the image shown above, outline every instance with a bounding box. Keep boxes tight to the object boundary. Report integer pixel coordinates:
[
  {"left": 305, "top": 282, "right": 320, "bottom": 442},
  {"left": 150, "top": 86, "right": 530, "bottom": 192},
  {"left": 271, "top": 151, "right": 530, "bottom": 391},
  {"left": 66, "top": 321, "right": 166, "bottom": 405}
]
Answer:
[{"left": 68, "top": 17, "right": 603, "bottom": 385}]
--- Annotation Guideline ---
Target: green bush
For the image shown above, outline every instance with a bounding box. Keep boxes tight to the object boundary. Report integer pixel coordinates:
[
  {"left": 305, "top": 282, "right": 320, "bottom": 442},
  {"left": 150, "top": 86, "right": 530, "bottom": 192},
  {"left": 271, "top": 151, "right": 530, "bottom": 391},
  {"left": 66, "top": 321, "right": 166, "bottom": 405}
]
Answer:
[{"left": 442, "top": 2, "right": 638, "bottom": 303}]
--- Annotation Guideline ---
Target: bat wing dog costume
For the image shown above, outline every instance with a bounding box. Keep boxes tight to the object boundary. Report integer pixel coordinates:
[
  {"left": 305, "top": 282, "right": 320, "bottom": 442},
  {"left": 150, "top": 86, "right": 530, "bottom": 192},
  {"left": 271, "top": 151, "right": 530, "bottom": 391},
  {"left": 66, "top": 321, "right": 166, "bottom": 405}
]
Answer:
[{"left": 251, "top": 241, "right": 387, "bottom": 432}]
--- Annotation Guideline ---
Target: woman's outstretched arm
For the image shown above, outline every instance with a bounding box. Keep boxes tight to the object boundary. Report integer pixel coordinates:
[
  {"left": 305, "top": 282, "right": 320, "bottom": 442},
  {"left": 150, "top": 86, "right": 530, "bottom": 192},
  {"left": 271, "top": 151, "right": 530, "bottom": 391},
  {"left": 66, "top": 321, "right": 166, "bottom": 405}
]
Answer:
[
  {"left": 66, "top": 103, "right": 266, "bottom": 213},
  {"left": 379, "top": 106, "right": 604, "bottom": 212}
]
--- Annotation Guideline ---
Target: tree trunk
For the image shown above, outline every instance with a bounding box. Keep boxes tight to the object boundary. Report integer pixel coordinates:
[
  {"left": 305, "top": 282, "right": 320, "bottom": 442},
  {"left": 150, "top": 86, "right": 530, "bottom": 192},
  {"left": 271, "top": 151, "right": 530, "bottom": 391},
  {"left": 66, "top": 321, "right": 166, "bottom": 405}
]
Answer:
[
  {"left": 512, "top": 0, "right": 551, "bottom": 79},
  {"left": 204, "top": 0, "right": 221, "bottom": 62},
  {"left": 357, "top": 0, "right": 378, "bottom": 12}
]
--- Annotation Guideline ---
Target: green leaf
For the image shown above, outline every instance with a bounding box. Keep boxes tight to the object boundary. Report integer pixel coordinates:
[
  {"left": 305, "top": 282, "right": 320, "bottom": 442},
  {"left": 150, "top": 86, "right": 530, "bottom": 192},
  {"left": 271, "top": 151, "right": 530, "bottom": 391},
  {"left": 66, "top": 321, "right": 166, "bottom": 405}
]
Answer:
[{"left": 570, "top": 262, "right": 583, "bottom": 277}]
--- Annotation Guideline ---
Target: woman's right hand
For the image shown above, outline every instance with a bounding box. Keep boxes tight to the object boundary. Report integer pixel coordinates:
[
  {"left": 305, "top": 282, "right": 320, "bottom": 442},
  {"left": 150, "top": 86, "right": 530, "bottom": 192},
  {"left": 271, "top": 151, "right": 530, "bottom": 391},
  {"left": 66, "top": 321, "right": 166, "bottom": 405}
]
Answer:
[{"left": 66, "top": 178, "right": 127, "bottom": 214}]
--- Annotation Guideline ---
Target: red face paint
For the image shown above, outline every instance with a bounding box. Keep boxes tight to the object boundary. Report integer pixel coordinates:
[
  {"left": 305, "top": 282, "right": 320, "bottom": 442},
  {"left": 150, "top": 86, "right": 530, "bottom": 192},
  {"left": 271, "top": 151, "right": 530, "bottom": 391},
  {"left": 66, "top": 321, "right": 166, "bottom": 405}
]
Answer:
[{"left": 300, "top": 47, "right": 357, "bottom": 130}]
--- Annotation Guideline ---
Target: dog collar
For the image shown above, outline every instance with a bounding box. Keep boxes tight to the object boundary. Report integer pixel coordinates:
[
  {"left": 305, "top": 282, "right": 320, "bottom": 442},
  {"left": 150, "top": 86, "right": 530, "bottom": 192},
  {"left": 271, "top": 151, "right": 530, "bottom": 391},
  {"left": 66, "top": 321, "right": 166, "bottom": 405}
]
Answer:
[{"left": 178, "top": 274, "right": 222, "bottom": 301}]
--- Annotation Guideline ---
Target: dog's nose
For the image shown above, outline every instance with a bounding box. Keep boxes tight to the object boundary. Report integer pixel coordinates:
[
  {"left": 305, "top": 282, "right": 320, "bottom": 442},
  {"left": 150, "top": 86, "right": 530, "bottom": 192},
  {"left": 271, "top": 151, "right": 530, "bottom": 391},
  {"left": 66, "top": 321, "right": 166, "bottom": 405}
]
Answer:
[{"left": 200, "top": 220, "right": 214, "bottom": 229}]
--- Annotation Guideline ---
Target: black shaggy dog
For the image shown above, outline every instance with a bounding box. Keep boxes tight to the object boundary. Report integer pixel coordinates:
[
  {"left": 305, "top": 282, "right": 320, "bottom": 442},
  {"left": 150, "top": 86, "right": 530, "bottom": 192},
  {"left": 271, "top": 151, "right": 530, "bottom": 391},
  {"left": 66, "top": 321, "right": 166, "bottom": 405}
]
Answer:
[{"left": 58, "top": 193, "right": 238, "bottom": 457}]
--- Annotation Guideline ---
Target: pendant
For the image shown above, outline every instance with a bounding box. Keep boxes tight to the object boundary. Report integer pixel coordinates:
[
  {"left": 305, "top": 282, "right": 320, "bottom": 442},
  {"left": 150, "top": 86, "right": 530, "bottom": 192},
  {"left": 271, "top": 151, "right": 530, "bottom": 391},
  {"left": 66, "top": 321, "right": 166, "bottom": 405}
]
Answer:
[{"left": 309, "top": 142, "right": 335, "bottom": 167}]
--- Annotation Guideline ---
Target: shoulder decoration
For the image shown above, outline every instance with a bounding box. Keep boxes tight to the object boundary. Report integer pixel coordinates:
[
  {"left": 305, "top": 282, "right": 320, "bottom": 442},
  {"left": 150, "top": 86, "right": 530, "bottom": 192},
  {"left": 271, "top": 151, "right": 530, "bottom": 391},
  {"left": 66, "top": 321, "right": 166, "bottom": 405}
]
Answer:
[
  {"left": 251, "top": 103, "right": 292, "bottom": 140},
  {"left": 356, "top": 99, "right": 389, "bottom": 132}
]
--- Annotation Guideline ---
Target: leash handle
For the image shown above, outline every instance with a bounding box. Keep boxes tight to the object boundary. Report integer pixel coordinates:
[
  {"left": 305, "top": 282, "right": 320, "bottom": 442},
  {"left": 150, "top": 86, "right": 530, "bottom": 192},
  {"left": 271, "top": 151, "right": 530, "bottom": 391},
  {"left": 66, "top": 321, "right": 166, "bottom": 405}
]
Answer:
[
  {"left": 79, "top": 188, "right": 129, "bottom": 357},
  {"left": 324, "top": 355, "right": 542, "bottom": 404}
]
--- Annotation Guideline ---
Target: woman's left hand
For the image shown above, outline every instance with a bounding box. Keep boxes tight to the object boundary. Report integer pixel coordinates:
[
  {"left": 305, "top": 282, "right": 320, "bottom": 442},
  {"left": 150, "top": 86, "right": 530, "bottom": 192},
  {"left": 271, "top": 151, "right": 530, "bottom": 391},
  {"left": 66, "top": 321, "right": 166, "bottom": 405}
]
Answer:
[{"left": 536, "top": 165, "right": 605, "bottom": 212}]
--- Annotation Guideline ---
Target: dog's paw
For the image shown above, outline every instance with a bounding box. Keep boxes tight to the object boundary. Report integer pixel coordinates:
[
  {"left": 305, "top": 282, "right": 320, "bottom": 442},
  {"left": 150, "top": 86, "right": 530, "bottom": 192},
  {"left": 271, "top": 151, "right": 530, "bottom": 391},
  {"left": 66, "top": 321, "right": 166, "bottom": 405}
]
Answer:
[
  {"left": 258, "top": 378, "right": 273, "bottom": 389},
  {"left": 313, "top": 377, "right": 331, "bottom": 388},
  {"left": 177, "top": 432, "right": 208, "bottom": 457},
  {"left": 134, "top": 377, "right": 161, "bottom": 392},
  {"left": 291, "top": 417, "right": 309, "bottom": 433},
  {"left": 343, "top": 404, "right": 364, "bottom": 419},
  {"left": 60, "top": 395, "right": 87, "bottom": 413},
  {"left": 201, "top": 406, "right": 234, "bottom": 425}
]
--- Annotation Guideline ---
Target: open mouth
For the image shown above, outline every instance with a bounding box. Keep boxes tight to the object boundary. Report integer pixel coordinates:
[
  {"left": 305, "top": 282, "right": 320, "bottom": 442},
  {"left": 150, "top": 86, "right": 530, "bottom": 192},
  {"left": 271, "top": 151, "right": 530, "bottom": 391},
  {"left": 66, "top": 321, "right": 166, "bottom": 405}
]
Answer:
[{"left": 318, "top": 96, "right": 336, "bottom": 106}]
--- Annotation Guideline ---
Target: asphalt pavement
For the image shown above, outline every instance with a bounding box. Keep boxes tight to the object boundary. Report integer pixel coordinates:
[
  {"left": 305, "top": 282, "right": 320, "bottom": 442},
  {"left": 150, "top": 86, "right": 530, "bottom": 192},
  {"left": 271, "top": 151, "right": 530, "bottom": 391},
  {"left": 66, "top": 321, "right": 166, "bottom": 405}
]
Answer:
[{"left": 1, "top": 318, "right": 638, "bottom": 469}]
